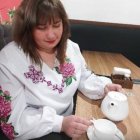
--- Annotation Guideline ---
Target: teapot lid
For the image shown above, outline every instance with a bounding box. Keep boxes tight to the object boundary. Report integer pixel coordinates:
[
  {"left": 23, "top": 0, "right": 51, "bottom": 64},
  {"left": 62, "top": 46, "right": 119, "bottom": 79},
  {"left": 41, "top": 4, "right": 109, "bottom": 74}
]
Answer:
[{"left": 108, "top": 91, "right": 127, "bottom": 101}]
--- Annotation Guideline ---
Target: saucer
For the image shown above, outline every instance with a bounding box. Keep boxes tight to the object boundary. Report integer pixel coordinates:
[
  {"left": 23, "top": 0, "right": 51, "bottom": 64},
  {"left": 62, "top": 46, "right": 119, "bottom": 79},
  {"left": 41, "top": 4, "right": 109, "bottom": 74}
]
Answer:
[{"left": 87, "top": 125, "right": 125, "bottom": 140}]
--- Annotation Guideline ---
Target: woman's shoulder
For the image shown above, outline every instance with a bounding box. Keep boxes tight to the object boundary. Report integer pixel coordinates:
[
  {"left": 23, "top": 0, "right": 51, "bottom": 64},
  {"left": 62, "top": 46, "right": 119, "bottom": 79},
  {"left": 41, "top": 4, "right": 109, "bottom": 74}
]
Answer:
[
  {"left": 67, "top": 39, "right": 81, "bottom": 53},
  {"left": 67, "top": 39, "right": 78, "bottom": 47},
  {"left": 0, "top": 41, "right": 23, "bottom": 64},
  {"left": 0, "top": 41, "right": 19, "bottom": 54}
]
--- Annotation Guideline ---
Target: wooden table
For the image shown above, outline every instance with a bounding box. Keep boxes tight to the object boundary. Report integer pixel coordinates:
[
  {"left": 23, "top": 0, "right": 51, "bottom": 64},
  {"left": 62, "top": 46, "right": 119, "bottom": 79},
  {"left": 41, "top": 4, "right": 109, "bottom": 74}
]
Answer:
[{"left": 75, "top": 51, "right": 140, "bottom": 140}]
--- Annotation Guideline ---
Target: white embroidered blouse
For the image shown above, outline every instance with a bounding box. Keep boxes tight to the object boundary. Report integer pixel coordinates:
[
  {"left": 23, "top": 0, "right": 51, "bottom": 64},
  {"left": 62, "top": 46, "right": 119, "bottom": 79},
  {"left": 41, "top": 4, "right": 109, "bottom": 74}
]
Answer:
[{"left": 0, "top": 39, "right": 111, "bottom": 140}]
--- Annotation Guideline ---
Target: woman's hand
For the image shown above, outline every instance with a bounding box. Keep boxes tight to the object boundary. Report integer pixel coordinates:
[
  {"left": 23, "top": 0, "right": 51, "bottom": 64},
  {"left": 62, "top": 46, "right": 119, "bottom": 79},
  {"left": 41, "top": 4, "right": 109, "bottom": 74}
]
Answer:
[
  {"left": 61, "top": 115, "right": 91, "bottom": 138},
  {"left": 104, "top": 83, "right": 122, "bottom": 95}
]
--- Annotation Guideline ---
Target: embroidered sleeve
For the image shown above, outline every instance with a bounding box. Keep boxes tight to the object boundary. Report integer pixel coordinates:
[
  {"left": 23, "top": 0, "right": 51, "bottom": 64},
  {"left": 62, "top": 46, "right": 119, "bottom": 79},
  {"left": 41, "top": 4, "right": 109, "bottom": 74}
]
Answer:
[
  {"left": 0, "top": 87, "right": 18, "bottom": 140},
  {"left": 0, "top": 64, "right": 63, "bottom": 139},
  {"left": 71, "top": 42, "right": 112, "bottom": 99}
]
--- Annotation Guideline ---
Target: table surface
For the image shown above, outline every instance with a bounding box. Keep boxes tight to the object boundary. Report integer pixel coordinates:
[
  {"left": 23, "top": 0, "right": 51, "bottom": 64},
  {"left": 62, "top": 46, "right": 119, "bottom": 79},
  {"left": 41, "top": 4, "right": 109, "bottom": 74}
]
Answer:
[{"left": 74, "top": 51, "right": 140, "bottom": 140}]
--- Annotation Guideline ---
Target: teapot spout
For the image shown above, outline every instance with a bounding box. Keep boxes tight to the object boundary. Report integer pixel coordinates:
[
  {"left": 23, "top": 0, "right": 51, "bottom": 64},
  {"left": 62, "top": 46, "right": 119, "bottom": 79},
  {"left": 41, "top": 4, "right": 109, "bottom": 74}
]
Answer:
[{"left": 108, "top": 101, "right": 118, "bottom": 110}]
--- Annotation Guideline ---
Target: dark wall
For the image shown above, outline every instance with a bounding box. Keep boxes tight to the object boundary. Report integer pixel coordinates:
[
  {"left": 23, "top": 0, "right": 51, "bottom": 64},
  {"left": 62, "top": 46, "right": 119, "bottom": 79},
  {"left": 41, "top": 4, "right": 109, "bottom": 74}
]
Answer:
[{"left": 70, "top": 20, "right": 140, "bottom": 67}]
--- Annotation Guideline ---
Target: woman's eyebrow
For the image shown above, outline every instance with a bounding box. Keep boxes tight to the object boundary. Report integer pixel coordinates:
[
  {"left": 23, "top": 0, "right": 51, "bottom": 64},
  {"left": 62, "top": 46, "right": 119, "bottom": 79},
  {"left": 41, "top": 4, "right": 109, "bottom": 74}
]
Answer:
[{"left": 53, "top": 19, "right": 62, "bottom": 23}]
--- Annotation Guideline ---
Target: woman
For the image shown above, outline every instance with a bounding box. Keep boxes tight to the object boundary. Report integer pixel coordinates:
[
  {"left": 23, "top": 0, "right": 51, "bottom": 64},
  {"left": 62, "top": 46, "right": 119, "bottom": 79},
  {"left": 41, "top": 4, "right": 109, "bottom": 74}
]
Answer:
[{"left": 0, "top": 0, "right": 122, "bottom": 140}]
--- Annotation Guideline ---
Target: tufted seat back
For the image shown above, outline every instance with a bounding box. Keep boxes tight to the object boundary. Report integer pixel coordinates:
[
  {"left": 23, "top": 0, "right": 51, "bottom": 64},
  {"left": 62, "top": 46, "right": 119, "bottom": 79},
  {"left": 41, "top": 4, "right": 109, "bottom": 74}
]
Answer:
[{"left": 0, "top": 24, "right": 12, "bottom": 50}]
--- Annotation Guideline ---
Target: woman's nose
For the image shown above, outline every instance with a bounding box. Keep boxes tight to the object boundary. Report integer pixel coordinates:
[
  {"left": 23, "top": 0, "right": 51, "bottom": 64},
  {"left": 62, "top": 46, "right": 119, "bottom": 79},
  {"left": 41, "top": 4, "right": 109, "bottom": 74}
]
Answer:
[{"left": 45, "top": 27, "right": 55, "bottom": 39}]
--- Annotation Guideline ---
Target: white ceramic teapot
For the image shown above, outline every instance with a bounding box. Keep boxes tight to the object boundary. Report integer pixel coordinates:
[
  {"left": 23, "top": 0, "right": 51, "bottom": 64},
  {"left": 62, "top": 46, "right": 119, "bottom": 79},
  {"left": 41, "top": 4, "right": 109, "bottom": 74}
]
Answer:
[{"left": 101, "top": 91, "right": 129, "bottom": 121}]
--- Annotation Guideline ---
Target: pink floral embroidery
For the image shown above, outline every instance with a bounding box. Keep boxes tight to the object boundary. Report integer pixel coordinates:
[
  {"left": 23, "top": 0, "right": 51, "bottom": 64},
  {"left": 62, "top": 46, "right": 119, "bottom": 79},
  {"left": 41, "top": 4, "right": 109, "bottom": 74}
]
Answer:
[
  {"left": 57, "top": 58, "right": 76, "bottom": 86},
  {"left": 24, "top": 65, "right": 45, "bottom": 83},
  {"left": 59, "top": 63, "right": 75, "bottom": 78},
  {"left": 1, "top": 122, "right": 15, "bottom": 140},
  {"left": 24, "top": 58, "right": 76, "bottom": 93},
  {"left": 0, "top": 86, "right": 17, "bottom": 140},
  {"left": 0, "top": 96, "right": 11, "bottom": 118}
]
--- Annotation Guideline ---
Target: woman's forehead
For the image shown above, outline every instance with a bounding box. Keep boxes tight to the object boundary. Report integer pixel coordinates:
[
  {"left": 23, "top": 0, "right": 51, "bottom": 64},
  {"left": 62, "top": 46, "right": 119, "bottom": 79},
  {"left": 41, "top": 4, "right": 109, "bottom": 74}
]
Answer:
[
  {"left": 37, "top": 19, "right": 62, "bottom": 26},
  {"left": 37, "top": 15, "right": 62, "bottom": 25}
]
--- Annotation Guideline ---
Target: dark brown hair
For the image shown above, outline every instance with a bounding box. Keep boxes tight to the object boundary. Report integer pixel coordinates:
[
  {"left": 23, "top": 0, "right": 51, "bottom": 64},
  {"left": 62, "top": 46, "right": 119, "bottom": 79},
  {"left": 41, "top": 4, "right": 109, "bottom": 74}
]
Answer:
[{"left": 12, "top": 0, "right": 70, "bottom": 67}]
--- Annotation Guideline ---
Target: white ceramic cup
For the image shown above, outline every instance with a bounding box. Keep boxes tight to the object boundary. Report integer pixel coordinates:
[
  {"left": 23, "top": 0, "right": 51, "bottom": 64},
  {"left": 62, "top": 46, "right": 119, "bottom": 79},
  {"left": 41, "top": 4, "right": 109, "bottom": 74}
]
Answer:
[{"left": 91, "top": 119, "right": 120, "bottom": 140}]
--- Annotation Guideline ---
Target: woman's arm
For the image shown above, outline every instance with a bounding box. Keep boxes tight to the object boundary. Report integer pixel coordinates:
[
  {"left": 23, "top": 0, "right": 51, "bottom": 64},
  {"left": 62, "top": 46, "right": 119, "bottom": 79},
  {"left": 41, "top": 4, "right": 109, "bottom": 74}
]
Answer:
[
  {"left": 0, "top": 65, "right": 63, "bottom": 140},
  {"left": 71, "top": 42, "right": 112, "bottom": 99}
]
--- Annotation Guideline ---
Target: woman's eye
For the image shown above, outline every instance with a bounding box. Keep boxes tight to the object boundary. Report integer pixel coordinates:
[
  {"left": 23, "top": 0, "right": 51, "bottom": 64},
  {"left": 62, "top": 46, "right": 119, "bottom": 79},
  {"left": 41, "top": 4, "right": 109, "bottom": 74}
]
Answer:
[
  {"left": 53, "top": 21, "right": 62, "bottom": 28},
  {"left": 53, "top": 22, "right": 61, "bottom": 28},
  {"left": 37, "top": 25, "right": 46, "bottom": 30}
]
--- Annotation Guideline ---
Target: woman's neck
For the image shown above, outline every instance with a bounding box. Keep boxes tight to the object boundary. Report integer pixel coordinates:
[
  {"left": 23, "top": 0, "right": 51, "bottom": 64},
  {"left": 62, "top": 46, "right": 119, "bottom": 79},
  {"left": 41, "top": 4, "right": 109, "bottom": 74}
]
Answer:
[
  {"left": 37, "top": 48, "right": 57, "bottom": 69},
  {"left": 37, "top": 47, "right": 56, "bottom": 54}
]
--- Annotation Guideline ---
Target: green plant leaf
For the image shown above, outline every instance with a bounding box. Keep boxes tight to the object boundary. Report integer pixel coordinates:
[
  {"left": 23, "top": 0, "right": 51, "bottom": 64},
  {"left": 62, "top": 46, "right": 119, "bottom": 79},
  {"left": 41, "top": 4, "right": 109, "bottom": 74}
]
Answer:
[
  {"left": 66, "top": 77, "right": 72, "bottom": 86},
  {"left": 72, "top": 76, "right": 77, "bottom": 81}
]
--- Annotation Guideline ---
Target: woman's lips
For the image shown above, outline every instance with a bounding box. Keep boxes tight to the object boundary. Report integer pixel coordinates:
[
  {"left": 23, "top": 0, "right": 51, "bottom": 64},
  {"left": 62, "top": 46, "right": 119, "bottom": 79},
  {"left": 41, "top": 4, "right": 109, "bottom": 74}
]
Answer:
[{"left": 46, "top": 40, "right": 56, "bottom": 44}]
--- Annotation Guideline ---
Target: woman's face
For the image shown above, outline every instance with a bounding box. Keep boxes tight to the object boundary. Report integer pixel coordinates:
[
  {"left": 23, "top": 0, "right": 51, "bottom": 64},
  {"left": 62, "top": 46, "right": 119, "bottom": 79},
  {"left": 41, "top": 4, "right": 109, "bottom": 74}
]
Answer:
[{"left": 33, "top": 19, "right": 63, "bottom": 53}]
